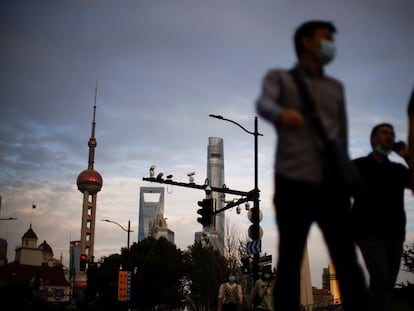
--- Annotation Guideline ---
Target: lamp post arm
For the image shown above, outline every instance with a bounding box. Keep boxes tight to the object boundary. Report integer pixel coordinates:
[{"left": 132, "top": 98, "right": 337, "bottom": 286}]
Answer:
[
  {"left": 209, "top": 114, "right": 263, "bottom": 137},
  {"left": 102, "top": 219, "right": 133, "bottom": 251},
  {"left": 102, "top": 219, "right": 133, "bottom": 233}
]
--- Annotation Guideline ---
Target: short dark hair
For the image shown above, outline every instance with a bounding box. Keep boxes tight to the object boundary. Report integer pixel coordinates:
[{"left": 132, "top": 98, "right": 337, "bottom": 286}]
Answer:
[
  {"left": 370, "top": 123, "right": 394, "bottom": 139},
  {"left": 294, "top": 20, "right": 337, "bottom": 58}
]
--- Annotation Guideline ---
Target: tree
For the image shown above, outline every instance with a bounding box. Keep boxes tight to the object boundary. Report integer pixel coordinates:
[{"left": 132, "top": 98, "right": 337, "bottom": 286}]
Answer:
[
  {"left": 224, "top": 219, "right": 241, "bottom": 272},
  {"left": 394, "top": 243, "right": 414, "bottom": 310},
  {"left": 86, "top": 237, "right": 187, "bottom": 310},
  {"left": 402, "top": 242, "right": 414, "bottom": 273},
  {"left": 85, "top": 253, "right": 122, "bottom": 309},
  {"left": 127, "top": 237, "right": 187, "bottom": 310},
  {"left": 185, "top": 239, "right": 227, "bottom": 311},
  {"left": 223, "top": 219, "right": 251, "bottom": 273}
]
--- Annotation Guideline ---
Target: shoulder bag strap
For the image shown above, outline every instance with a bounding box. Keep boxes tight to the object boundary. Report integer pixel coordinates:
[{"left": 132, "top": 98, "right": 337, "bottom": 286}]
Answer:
[
  {"left": 255, "top": 280, "right": 271, "bottom": 306},
  {"left": 289, "top": 68, "right": 330, "bottom": 146}
]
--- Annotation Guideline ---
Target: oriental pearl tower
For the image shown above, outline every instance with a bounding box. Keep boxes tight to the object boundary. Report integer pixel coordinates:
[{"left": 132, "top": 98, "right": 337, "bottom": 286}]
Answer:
[{"left": 76, "top": 85, "right": 103, "bottom": 267}]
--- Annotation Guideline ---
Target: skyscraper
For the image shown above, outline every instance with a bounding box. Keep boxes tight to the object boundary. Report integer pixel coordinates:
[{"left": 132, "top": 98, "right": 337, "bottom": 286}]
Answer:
[
  {"left": 138, "top": 187, "right": 165, "bottom": 241},
  {"left": 76, "top": 85, "right": 103, "bottom": 267},
  {"left": 195, "top": 137, "right": 225, "bottom": 254}
]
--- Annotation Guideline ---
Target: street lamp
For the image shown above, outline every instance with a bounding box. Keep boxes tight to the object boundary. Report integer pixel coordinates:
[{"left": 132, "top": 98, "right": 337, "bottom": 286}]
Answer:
[
  {"left": 209, "top": 114, "right": 262, "bottom": 280},
  {"left": 102, "top": 219, "right": 133, "bottom": 251}
]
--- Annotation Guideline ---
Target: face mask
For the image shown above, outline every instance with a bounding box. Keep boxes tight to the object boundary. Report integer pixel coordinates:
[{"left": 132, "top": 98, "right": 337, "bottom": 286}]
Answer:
[
  {"left": 375, "top": 144, "right": 391, "bottom": 156},
  {"left": 228, "top": 276, "right": 236, "bottom": 282},
  {"left": 316, "top": 40, "right": 336, "bottom": 65}
]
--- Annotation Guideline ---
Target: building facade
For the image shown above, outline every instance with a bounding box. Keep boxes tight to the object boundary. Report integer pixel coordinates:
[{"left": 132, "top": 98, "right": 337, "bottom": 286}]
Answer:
[
  {"left": 139, "top": 187, "right": 174, "bottom": 243},
  {"left": 194, "top": 137, "right": 226, "bottom": 254},
  {"left": 0, "top": 225, "right": 70, "bottom": 305}
]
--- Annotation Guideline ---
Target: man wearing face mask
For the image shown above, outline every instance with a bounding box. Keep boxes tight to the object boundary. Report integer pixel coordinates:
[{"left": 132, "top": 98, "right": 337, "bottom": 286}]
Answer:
[
  {"left": 217, "top": 272, "right": 243, "bottom": 311},
  {"left": 256, "top": 20, "right": 371, "bottom": 311},
  {"left": 352, "top": 123, "right": 412, "bottom": 311}
]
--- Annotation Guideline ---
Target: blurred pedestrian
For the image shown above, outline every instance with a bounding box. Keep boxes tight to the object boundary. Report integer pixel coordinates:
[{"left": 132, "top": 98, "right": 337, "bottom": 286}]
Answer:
[
  {"left": 248, "top": 266, "right": 274, "bottom": 311},
  {"left": 352, "top": 123, "right": 413, "bottom": 311},
  {"left": 217, "top": 272, "right": 243, "bottom": 311},
  {"left": 256, "top": 20, "right": 370, "bottom": 311}
]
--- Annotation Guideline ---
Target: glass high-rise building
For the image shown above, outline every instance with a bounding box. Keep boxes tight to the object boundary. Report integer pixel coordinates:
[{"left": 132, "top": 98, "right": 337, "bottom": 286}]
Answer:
[
  {"left": 195, "top": 137, "right": 225, "bottom": 254},
  {"left": 138, "top": 187, "right": 165, "bottom": 241}
]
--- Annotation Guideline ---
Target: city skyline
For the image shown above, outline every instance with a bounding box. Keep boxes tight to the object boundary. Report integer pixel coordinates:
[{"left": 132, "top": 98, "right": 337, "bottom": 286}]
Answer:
[{"left": 1, "top": 0, "right": 414, "bottom": 288}]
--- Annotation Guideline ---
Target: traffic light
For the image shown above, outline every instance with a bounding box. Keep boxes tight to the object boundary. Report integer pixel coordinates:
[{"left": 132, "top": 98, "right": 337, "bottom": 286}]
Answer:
[
  {"left": 241, "top": 257, "right": 250, "bottom": 275},
  {"left": 80, "top": 254, "right": 87, "bottom": 271},
  {"left": 197, "top": 198, "right": 213, "bottom": 226}
]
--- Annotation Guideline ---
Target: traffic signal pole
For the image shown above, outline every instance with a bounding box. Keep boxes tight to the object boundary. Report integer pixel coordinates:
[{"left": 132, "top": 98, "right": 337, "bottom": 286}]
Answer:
[
  {"left": 142, "top": 115, "right": 263, "bottom": 280},
  {"left": 252, "top": 116, "right": 260, "bottom": 281},
  {"left": 142, "top": 177, "right": 256, "bottom": 215}
]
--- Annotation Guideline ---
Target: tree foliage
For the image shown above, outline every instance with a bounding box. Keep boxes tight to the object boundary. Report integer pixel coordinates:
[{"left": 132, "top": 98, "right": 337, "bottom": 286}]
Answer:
[
  {"left": 86, "top": 236, "right": 231, "bottom": 310},
  {"left": 185, "top": 241, "right": 227, "bottom": 311},
  {"left": 394, "top": 243, "right": 414, "bottom": 310},
  {"left": 86, "top": 237, "right": 187, "bottom": 310},
  {"left": 402, "top": 242, "right": 414, "bottom": 273},
  {"left": 224, "top": 220, "right": 241, "bottom": 272},
  {"left": 127, "top": 237, "right": 187, "bottom": 310},
  {"left": 85, "top": 253, "right": 121, "bottom": 308}
]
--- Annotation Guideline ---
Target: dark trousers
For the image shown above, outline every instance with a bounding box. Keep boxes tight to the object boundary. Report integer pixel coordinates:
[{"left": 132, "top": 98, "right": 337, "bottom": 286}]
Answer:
[
  {"left": 222, "top": 303, "right": 238, "bottom": 311},
  {"left": 273, "top": 175, "right": 370, "bottom": 311},
  {"left": 356, "top": 236, "right": 403, "bottom": 311}
]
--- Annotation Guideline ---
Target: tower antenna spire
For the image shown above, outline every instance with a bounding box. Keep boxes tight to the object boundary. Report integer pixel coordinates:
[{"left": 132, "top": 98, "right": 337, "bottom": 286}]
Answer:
[
  {"left": 91, "top": 81, "right": 97, "bottom": 140},
  {"left": 87, "top": 81, "right": 98, "bottom": 170}
]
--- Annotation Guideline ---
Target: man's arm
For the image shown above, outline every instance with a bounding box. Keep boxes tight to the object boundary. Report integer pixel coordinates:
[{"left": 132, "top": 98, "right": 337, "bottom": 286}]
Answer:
[
  {"left": 256, "top": 70, "right": 304, "bottom": 130},
  {"left": 256, "top": 70, "right": 284, "bottom": 123}
]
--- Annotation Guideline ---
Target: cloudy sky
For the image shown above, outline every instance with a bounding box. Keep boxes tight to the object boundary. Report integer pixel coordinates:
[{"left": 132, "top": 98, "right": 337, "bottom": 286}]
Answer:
[{"left": 1, "top": 0, "right": 414, "bottom": 288}]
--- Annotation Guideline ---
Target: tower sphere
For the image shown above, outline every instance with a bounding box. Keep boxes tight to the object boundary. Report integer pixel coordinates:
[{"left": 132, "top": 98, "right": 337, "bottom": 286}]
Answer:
[{"left": 77, "top": 169, "right": 103, "bottom": 194}]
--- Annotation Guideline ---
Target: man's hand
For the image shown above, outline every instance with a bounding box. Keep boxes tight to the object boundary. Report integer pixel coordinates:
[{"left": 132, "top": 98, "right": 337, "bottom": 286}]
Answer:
[
  {"left": 396, "top": 142, "right": 410, "bottom": 160},
  {"left": 277, "top": 109, "right": 305, "bottom": 130}
]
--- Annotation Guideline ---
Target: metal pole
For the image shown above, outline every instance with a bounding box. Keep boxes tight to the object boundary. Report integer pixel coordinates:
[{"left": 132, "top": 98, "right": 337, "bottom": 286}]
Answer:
[
  {"left": 208, "top": 114, "right": 262, "bottom": 281},
  {"left": 254, "top": 117, "right": 258, "bottom": 193},
  {"left": 252, "top": 116, "right": 260, "bottom": 281},
  {"left": 127, "top": 220, "right": 130, "bottom": 251}
]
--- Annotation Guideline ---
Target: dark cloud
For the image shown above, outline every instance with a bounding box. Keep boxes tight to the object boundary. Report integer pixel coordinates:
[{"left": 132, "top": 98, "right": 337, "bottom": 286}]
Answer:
[{"left": 1, "top": 0, "right": 414, "bottom": 288}]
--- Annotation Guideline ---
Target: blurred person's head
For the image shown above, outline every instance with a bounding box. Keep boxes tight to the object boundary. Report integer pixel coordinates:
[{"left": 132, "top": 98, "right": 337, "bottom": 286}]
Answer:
[
  {"left": 294, "top": 20, "right": 337, "bottom": 66},
  {"left": 228, "top": 272, "right": 237, "bottom": 283},
  {"left": 370, "top": 123, "right": 395, "bottom": 156}
]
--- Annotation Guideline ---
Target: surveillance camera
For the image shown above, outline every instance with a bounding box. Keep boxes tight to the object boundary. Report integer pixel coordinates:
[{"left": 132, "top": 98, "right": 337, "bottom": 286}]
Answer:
[
  {"left": 188, "top": 172, "right": 195, "bottom": 184},
  {"left": 149, "top": 165, "right": 156, "bottom": 178},
  {"left": 245, "top": 202, "right": 251, "bottom": 210},
  {"left": 205, "top": 185, "right": 212, "bottom": 195}
]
